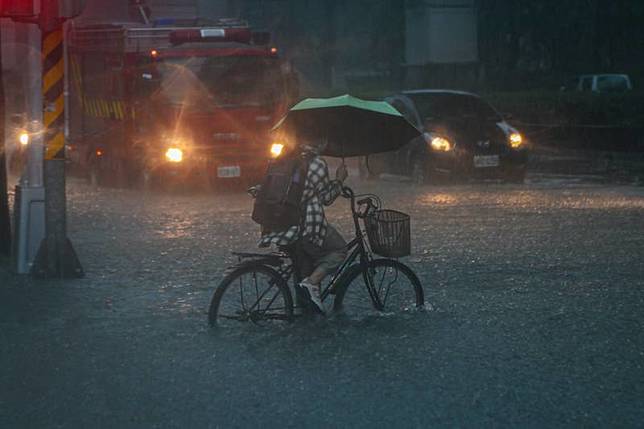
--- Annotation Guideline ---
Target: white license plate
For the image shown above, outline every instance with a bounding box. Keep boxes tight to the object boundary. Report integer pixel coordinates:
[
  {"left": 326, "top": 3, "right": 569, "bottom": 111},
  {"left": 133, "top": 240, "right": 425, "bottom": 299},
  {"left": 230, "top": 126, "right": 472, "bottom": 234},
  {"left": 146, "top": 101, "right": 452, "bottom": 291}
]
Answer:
[
  {"left": 217, "top": 166, "right": 241, "bottom": 178},
  {"left": 473, "top": 155, "right": 500, "bottom": 168}
]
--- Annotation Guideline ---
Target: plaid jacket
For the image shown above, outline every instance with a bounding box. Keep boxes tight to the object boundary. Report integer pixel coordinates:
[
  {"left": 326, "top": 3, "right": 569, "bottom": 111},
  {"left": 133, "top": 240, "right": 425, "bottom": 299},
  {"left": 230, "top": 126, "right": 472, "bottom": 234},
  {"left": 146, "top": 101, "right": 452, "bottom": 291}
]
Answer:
[{"left": 258, "top": 155, "right": 342, "bottom": 248}]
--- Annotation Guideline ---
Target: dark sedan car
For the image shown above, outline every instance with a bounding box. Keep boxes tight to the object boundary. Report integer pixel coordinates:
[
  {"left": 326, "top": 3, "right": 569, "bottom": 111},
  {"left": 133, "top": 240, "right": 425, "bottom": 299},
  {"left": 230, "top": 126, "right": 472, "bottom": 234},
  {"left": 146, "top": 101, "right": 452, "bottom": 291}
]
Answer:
[{"left": 363, "top": 90, "right": 528, "bottom": 183}]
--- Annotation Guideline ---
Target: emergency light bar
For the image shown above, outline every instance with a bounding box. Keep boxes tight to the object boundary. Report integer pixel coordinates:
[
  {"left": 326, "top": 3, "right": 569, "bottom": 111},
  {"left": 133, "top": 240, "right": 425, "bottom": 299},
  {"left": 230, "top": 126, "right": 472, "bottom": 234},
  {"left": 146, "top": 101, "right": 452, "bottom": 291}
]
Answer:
[{"left": 169, "top": 27, "right": 252, "bottom": 45}]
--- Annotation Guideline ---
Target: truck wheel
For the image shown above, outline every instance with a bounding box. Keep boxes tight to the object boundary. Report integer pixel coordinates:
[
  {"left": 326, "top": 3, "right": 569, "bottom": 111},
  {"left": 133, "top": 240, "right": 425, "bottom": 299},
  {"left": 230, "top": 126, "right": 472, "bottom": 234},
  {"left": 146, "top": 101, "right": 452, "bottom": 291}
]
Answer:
[
  {"left": 89, "top": 167, "right": 99, "bottom": 188},
  {"left": 411, "top": 158, "right": 427, "bottom": 185},
  {"left": 207, "top": 172, "right": 219, "bottom": 192},
  {"left": 115, "top": 158, "right": 129, "bottom": 188},
  {"left": 136, "top": 169, "right": 151, "bottom": 191},
  {"left": 505, "top": 166, "right": 526, "bottom": 184}
]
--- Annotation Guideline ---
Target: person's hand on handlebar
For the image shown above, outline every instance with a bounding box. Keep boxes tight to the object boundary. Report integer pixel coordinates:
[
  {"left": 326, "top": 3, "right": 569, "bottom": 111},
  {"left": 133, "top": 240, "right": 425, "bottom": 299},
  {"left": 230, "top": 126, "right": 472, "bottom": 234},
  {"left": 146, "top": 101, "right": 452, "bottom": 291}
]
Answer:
[
  {"left": 357, "top": 197, "right": 376, "bottom": 217},
  {"left": 247, "top": 185, "right": 261, "bottom": 198},
  {"left": 336, "top": 163, "right": 348, "bottom": 183}
]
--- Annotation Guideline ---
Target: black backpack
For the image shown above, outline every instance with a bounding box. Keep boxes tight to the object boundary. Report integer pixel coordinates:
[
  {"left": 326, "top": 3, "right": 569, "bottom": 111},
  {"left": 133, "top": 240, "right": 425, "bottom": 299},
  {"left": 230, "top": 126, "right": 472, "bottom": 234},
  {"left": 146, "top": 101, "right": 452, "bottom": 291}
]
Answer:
[{"left": 252, "top": 153, "right": 311, "bottom": 231}]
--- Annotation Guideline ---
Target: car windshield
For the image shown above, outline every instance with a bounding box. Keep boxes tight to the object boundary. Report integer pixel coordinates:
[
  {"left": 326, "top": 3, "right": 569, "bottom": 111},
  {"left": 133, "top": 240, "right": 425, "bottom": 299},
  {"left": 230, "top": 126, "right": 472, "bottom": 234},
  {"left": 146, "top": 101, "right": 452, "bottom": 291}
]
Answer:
[
  {"left": 407, "top": 93, "right": 501, "bottom": 122},
  {"left": 596, "top": 75, "right": 630, "bottom": 92},
  {"left": 155, "top": 56, "right": 283, "bottom": 109}
]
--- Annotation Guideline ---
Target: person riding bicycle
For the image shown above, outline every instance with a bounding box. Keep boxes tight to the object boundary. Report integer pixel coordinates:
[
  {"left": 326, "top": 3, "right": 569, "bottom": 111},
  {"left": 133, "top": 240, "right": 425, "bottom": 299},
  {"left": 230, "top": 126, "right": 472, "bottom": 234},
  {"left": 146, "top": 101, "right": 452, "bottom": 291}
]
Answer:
[{"left": 258, "top": 138, "right": 349, "bottom": 313}]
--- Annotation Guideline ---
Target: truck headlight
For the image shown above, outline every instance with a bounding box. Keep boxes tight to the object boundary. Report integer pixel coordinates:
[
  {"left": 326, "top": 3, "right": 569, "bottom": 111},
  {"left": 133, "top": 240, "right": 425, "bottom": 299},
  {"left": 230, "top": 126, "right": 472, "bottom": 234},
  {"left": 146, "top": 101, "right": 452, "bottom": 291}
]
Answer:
[
  {"left": 165, "top": 147, "right": 183, "bottom": 163},
  {"left": 430, "top": 136, "right": 453, "bottom": 152},
  {"left": 509, "top": 132, "right": 524, "bottom": 149},
  {"left": 270, "top": 143, "right": 284, "bottom": 158},
  {"left": 19, "top": 132, "right": 29, "bottom": 146}
]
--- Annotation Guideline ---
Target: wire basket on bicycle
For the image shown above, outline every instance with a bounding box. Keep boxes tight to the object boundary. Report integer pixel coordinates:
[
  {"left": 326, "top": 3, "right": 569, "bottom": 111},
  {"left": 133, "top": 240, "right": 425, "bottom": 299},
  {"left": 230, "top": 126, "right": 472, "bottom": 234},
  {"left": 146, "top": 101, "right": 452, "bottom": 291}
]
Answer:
[{"left": 364, "top": 209, "right": 411, "bottom": 258}]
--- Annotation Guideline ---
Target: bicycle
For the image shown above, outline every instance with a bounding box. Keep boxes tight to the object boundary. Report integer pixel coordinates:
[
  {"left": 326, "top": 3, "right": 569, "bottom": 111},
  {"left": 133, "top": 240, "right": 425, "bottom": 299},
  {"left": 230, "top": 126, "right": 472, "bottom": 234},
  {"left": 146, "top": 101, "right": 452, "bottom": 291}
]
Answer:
[{"left": 208, "top": 185, "right": 424, "bottom": 327}]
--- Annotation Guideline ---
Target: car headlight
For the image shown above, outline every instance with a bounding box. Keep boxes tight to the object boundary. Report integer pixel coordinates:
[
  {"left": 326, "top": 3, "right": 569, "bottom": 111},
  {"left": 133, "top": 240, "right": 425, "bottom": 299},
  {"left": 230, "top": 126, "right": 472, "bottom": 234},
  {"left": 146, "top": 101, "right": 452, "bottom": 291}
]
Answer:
[
  {"left": 270, "top": 143, "right": 284, "bottom": 158},
  {"left": 509, "top": 132, "right": 524, "bottom": 149},
  {"left": 165, "top": 147, "right": 183, "bottom": 163},
  {"left": 18, "top": 131, "right": 29, "bottom": 146},
  {"left": 430, "top": 136, "right": 453, "bottom": 152}
]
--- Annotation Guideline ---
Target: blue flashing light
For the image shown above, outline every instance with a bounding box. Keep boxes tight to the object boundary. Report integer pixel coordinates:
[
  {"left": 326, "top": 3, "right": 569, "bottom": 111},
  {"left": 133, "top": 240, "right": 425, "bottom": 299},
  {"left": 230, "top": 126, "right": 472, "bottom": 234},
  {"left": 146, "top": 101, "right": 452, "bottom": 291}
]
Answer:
[{"left": 153, "top": 18, "right": 176, "bottom": 26}]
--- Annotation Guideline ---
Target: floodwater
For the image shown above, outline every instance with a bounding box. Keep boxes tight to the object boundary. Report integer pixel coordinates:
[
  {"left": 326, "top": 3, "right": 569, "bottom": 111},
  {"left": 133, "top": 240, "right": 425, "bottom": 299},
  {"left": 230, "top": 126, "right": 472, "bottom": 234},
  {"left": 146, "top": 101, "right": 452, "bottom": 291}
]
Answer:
[{"left": 2, "top": 175, "right": 644, "bottom": 427}]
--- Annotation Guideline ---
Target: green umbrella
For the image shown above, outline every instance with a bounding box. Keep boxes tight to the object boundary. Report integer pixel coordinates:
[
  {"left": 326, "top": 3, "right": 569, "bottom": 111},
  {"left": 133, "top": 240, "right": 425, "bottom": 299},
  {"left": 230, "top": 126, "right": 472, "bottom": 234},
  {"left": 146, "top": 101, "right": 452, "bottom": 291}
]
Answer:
[{"left": 273, "top": 94, "right": 420, "bottom": 158}]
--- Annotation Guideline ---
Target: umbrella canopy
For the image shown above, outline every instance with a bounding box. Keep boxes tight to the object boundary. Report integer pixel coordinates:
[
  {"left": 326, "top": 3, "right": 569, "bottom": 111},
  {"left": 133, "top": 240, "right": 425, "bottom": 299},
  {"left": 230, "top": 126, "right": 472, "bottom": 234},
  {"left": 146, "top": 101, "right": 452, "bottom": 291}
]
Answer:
[{"left": 273, "top": 94, "right": 421, "bottom": 158}]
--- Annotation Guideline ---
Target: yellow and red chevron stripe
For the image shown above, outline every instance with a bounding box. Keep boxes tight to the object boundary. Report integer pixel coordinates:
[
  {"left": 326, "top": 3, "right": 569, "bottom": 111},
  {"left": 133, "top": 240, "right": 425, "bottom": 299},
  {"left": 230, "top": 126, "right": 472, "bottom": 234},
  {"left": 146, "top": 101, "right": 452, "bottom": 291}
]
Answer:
[
  {"left": 69, "top": 54, "right": 130, "bottom": 121},
  {"left": 43, "top": 28, "right": 65, "bottom": 160},
  {"left": 81, "top": 96, "right": 127, "bottom": 120}
]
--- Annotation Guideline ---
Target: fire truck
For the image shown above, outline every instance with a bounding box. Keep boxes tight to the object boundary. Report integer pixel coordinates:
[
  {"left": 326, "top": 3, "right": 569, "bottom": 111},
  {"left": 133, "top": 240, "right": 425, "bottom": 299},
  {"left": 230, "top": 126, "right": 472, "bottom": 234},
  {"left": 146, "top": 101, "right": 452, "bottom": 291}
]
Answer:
[{"left": 67, "top": 18, "right": 298, "bottom": 188}]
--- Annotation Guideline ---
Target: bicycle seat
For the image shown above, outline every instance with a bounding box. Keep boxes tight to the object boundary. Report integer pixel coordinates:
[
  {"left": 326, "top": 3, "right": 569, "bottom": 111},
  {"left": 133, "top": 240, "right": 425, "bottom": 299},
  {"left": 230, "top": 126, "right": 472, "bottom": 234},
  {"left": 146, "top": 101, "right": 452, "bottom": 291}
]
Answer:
[{"left": 277, "top": 244, "right": 297, "bottom": 256}]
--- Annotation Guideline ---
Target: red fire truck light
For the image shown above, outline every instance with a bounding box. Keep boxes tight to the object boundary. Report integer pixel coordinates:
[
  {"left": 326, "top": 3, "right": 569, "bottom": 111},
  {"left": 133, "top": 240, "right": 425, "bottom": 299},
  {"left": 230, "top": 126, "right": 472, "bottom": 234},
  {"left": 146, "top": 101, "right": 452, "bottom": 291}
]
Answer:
[
  {"left": 1, "top": 0, "right": 35, "bottom": 17},
  {"left": 170, "top": 30, "right": 201, "bottom": 45},
  {"left": 270, "top": 47, "right": 278, "bottom": 54}
]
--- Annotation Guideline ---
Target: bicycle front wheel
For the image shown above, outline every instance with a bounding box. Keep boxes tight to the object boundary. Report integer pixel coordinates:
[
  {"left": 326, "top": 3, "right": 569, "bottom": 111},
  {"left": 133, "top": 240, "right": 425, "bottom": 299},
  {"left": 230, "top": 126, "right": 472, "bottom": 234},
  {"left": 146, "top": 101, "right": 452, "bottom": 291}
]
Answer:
[
  {"left": 208, "top": 265, "right": 294, "bottom": 328},
  {"left": 333, "top": 259, "right": 424, "bottom": 318}
]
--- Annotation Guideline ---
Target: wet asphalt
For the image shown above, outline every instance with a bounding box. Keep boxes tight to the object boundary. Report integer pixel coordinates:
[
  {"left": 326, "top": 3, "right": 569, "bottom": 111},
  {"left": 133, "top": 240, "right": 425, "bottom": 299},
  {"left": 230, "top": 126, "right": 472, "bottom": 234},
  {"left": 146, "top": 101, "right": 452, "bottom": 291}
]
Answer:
[{"left": 1, "top": 174, "right": 644, "bottom": 428}]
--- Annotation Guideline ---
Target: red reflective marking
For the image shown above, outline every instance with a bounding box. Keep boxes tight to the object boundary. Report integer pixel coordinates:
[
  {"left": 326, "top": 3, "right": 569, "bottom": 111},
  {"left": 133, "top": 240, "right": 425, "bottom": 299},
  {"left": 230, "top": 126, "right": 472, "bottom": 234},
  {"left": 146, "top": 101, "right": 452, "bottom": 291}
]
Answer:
[{"left": 154, "top": 48, "right": 275, "bottom": 59}]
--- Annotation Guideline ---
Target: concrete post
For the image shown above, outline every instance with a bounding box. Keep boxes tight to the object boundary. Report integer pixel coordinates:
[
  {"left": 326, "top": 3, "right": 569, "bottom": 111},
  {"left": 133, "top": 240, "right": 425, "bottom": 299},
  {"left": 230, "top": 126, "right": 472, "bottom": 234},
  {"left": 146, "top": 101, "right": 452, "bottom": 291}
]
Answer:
[
  {"left": 13, "top": 23, "right": 46, "bottom": 273},
  {"left": 0, "top": 26, "right": 11, "bottom": 256},
  {"left": 25, "top": 24, "right": 44, "bottom": 187},
  {"left": 31, "top": 159, "right": 82, "bottom": 277},
  {"left": 32, "top": 17, "right": 83, "bottom": 279}
]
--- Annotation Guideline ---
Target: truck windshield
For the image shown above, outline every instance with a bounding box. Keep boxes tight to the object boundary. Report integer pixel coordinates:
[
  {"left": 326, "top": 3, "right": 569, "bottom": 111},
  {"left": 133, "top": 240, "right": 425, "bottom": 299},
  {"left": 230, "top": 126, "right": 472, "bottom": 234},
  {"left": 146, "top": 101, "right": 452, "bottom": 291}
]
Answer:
[{"left": 155, "top": 56, "right": 283, "bottom": 109}]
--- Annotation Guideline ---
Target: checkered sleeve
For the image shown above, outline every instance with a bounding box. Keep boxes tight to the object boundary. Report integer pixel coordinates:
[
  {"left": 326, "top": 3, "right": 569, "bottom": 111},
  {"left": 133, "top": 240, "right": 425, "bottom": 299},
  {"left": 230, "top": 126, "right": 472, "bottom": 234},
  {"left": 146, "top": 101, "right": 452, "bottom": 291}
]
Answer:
[{"left": 310, "top": 158, "right": 342, "bottom": 206}]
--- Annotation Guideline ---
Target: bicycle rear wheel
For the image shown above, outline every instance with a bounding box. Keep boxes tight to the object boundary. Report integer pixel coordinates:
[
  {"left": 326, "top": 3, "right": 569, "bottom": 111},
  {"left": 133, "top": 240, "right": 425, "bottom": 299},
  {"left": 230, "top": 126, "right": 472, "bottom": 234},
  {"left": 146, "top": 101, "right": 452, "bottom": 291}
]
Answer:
[
  {"left": 333, "top": 259, "right": 424, "bottom": 318},
  {"left": 208, "top": 265, "right": 294, "bottom": 328}
]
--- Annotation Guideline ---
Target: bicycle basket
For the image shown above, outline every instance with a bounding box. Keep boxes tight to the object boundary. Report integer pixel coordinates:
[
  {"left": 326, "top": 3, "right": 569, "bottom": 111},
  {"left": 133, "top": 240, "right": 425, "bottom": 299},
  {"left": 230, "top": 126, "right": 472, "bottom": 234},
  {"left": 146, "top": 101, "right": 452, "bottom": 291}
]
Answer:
[{"left": 365, "top": 209, "right": 411, "bottom": 258}]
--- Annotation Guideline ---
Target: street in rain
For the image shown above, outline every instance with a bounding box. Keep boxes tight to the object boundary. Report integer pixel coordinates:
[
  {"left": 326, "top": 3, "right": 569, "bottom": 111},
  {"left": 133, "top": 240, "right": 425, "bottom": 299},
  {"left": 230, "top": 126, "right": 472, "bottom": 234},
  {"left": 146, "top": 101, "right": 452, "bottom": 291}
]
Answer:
[{"left": 1, "top": 0, "right": 644, "bottom": 428}]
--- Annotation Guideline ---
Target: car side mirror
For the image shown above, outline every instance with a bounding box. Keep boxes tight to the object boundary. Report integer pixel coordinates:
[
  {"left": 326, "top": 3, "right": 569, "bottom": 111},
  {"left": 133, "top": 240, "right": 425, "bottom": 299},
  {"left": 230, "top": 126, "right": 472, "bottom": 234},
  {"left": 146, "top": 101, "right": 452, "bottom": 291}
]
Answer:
[
  {"left": 247, "top": 185, "right": 261, "bottom": 198},
  {"left": 137, "top": 73, "right": 161, "bottom": 95}
]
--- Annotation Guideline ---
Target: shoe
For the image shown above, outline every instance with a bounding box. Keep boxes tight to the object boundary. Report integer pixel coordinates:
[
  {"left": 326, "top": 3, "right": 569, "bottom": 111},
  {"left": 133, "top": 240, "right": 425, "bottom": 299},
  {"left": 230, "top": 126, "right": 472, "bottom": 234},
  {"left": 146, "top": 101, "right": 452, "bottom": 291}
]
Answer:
[{"left": 298, "top": 279, "right": 325, "bottom": 314}]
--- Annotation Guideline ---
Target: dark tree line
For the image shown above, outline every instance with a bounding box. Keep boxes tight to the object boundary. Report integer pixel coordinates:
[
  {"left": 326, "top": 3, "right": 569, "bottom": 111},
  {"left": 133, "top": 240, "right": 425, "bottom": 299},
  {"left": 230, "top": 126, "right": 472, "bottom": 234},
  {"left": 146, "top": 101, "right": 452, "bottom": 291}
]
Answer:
[
  {"left": 238, "top": 0, "right": 404, "bottom": 89},
  {"left": 478, "top": 0, "right": 644, "bottom": 87},
  {"left": 238, "top": 0, "right": 643, "bottom": 90}
]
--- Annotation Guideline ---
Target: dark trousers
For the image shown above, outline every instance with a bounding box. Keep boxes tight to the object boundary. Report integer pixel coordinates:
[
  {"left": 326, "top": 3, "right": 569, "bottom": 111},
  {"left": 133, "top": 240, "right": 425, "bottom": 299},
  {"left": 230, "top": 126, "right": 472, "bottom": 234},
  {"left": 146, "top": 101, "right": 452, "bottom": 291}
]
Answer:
[{"left": 297, "top": 225, "right": 347, "bottom": 280}]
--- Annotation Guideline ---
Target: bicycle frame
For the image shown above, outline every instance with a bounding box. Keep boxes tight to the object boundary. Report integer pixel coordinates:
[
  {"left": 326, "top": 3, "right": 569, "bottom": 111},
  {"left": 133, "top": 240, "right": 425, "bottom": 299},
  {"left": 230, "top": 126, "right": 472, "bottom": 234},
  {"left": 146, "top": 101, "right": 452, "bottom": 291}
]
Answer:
[
  {"left": 317, "top": 186, "right": 385, "bottom": 310},
  {"left": 319, "top": 235, "right": 363, "bottom": 301},
  {"left": 232, "top": 186, "right": 385, "bottom": 314}
]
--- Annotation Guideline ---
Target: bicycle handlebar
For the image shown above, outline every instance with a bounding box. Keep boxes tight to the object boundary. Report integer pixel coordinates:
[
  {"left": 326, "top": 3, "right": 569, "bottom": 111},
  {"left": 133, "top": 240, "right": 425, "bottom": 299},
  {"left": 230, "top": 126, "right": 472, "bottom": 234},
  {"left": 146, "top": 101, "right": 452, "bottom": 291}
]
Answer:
[
  {"left": 341, "top": 185, "right": 354, "bottom": 199},
  {"left": 342, "top": 185, "right": 379, "bottom": 219}
]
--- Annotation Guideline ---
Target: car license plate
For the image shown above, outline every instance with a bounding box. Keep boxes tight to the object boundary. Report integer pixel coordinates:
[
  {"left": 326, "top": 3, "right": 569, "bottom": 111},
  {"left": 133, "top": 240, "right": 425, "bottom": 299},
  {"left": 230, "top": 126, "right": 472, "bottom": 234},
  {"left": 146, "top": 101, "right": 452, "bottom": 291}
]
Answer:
[
  {"left": 217, "top": 166, "right": 241, "bottom": 178},
  {"left": 473, "top": 155, "right": 500, "bottom": 168}
]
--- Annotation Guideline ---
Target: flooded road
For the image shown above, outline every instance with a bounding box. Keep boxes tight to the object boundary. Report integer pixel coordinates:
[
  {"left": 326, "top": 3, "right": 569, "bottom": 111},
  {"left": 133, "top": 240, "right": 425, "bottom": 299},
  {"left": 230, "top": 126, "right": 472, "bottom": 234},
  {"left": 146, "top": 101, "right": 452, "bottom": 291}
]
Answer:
[{"left": 2, "top": 175, "right": 644, "bottom": 427}]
